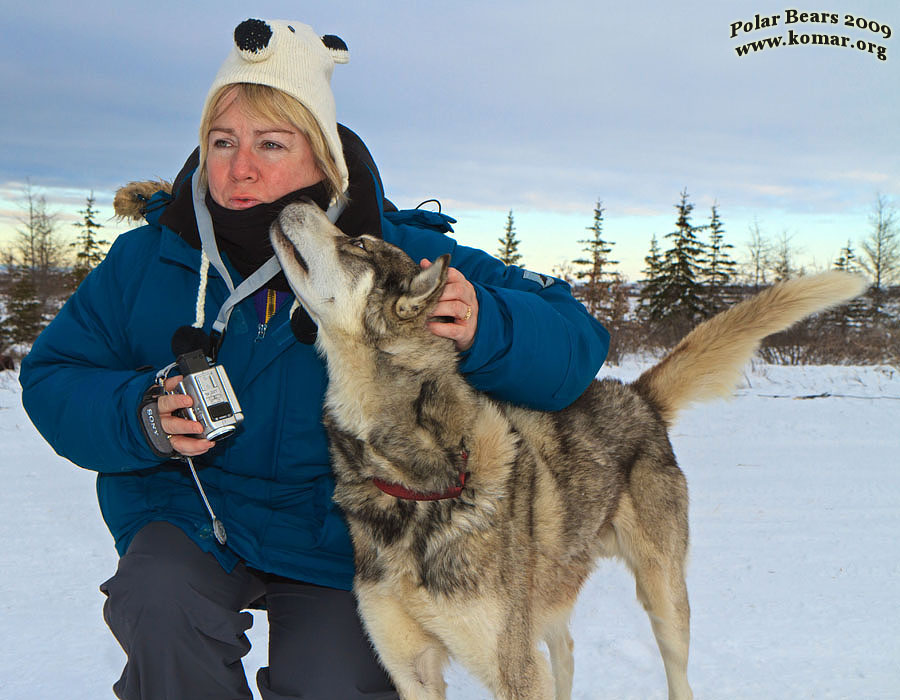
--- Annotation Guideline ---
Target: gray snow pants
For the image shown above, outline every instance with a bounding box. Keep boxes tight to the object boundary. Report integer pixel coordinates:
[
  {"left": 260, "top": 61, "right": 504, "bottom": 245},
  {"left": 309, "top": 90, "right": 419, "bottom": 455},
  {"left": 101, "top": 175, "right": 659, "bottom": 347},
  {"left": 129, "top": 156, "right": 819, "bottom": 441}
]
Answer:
[{"left": 100, "top": 521, "right": 398, "bottom": 700}]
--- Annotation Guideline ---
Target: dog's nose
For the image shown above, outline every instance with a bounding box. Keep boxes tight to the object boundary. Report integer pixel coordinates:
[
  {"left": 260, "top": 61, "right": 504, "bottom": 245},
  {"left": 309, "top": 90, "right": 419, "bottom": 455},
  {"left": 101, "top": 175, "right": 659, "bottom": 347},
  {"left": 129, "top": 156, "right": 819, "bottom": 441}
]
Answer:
[{"left": 278, "top": 201, "right": 309, "bottom": 226}]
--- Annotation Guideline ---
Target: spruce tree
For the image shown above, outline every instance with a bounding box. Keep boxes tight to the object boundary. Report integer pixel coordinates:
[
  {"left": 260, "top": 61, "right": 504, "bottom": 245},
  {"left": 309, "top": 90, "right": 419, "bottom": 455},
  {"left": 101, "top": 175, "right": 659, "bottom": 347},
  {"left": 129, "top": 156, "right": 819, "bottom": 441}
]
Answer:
[
  {"left": 831, "top": 240, "right": 868, "bottom": 330},
  {"left": 71, "top": 192, "right": 108, "bottom": 287},
  {"left": 496, "top": 210, "right": 523, "bottom": 266},
  {"left": 3, "top": 269, "right": 45, "bottom": 346},
  {"left": 642, "top": 189, "right": 708, "bottom": 339},
  {"left": 701, "top": 204, "right": 737, "bottom": 312},
  {"left": 573, "top": 200, "right": 618, "bottom": 318},
  {"left": 638, "top": 234, "right": 664, "bottom": 321},
  {"left": 834, "top": 240, "right": 860, "bottom": 273}
]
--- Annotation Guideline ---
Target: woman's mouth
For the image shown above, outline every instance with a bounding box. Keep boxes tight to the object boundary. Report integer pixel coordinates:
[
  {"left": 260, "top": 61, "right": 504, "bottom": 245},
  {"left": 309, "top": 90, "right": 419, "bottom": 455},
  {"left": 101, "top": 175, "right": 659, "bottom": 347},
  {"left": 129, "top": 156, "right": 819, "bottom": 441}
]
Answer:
[{"left": 228, "top": 196, "right": 260, "bottom": 209}]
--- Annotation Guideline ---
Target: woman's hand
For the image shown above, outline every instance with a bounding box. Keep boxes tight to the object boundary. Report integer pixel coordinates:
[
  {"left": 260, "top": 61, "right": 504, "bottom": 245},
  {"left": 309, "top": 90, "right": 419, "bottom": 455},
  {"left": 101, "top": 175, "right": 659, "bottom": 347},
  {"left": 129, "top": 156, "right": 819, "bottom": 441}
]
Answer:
[
  {"left": 157, "top": 376, "right": 215, "bottom": 457},
  {"left": 421, "top": 259, "right": 479, "bottom": 352}
]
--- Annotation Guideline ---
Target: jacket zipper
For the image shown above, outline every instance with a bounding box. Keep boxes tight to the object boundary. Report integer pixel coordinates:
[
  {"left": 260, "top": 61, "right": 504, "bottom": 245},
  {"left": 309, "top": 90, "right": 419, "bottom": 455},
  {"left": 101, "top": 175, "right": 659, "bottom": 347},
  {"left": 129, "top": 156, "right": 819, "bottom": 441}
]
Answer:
[{"left": 255, "top": 289, "right": 278, "bottom": 342}]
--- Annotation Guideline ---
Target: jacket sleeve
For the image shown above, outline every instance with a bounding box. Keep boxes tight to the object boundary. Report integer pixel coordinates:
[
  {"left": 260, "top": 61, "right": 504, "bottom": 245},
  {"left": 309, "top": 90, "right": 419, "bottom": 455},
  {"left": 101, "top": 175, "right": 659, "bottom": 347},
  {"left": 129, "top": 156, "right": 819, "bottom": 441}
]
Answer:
[
  {"left": 19, "top": 232, "right": 168, "bottom": 473},
  {"left": 385, "top": 212, "right": 609, "bottom": 411}
]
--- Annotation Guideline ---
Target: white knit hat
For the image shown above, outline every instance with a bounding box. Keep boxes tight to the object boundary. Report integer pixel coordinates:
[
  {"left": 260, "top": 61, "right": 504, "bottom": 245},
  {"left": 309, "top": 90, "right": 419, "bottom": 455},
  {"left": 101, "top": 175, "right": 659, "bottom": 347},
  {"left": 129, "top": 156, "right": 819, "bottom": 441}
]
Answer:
[{"left": 200, "top": 18, "right": 351, "bottom": 193}]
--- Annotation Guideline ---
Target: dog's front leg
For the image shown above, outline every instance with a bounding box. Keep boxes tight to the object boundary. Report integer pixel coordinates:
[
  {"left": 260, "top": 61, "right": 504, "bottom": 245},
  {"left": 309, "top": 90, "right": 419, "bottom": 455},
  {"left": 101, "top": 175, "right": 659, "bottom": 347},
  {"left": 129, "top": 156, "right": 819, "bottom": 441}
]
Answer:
[
  {"left": 544, "top": 613, "right": 575, "bottom": 700},
  {"left": 492, "top": 638, "right": 556, "bottom": 700},
  {"left": 356, "top": 584, "right": 449, "bottom": 699}
]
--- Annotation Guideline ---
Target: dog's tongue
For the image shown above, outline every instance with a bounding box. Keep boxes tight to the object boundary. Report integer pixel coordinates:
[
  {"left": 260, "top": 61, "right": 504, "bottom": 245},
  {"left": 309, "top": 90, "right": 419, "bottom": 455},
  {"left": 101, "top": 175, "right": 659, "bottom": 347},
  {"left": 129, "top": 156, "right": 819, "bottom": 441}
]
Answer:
[{"left": 290, "top": 307, "right": 318, "bottom": 345}]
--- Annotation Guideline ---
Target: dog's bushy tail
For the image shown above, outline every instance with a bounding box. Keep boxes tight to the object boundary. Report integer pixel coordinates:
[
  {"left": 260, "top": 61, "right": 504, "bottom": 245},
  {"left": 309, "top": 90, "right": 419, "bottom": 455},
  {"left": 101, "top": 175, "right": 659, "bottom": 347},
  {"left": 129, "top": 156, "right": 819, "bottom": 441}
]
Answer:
[{"left": 633, "top": 271, "right": 867, "bottom": 425}]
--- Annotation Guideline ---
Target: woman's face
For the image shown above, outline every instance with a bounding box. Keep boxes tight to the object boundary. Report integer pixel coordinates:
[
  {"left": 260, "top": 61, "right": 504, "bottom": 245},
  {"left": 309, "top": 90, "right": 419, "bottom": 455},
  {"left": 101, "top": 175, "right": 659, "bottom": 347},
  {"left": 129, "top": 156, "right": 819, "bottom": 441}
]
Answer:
[{"left": 206, "top": 94, "right": 324, "bottom": 210}]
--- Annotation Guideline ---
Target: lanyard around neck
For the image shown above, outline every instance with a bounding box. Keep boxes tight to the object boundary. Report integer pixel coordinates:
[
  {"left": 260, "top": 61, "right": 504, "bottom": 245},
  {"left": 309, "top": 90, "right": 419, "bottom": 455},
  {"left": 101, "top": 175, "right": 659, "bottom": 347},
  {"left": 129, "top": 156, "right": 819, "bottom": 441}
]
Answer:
[{"left": 191, "top": 169, "right": 345, "bottom": 353}]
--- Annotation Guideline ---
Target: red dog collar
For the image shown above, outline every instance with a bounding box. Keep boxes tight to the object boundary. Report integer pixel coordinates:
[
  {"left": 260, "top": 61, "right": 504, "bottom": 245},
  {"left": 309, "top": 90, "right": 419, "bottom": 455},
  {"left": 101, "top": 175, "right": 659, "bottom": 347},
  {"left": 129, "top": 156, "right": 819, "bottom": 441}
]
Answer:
[{"left": 372, "top": 451, "right": 469, "bottom": 501}]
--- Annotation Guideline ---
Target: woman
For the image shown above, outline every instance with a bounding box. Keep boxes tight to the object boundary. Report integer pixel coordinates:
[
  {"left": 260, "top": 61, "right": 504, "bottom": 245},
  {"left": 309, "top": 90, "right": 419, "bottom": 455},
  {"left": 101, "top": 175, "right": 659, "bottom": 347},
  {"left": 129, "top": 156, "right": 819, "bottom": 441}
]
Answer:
[{"left": 20, "top": 18, "right": 609, "bottom": 700}]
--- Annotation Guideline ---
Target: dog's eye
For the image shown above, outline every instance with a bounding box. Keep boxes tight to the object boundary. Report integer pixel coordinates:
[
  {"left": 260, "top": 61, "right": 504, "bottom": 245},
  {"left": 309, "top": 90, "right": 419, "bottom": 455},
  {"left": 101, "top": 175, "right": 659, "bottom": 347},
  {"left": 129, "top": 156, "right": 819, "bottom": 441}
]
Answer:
[{"left": 342, "top": 237, "right": 370, "bottom": 258}]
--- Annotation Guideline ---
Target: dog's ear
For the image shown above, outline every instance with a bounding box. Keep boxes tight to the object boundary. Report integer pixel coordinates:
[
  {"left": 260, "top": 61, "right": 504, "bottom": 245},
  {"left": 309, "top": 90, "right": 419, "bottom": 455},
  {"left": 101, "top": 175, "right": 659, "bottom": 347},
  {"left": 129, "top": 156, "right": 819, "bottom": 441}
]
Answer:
[{"left": 395, "top": 254, "right": 450, "bottom": 320}]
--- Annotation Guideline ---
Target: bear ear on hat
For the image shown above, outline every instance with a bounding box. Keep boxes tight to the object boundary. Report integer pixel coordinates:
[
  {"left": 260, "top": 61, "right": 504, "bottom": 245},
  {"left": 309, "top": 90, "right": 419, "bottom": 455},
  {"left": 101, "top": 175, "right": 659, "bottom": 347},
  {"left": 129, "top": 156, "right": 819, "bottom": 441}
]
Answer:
[
  {"left": 321, "top": 34, "right": 350, "bottom": 64},
  {"left": 234, "top": 18, "right": 276, "bottom": 62}
]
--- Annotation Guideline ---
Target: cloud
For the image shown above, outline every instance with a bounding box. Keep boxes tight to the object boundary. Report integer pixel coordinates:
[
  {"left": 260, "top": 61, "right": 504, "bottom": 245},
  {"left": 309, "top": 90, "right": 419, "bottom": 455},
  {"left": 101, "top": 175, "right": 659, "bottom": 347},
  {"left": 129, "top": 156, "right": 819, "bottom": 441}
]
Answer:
[{"left": 2, "top": 0, "right": 897, "bottom": 276}]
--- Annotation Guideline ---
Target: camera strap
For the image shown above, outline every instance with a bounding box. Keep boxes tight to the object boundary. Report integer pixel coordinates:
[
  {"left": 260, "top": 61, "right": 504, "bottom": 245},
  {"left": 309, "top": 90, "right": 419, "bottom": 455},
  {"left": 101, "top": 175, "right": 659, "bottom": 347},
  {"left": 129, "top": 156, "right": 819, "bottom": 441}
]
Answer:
[{"left": 191, "top": 170, "right": 346, "bottom": 359}]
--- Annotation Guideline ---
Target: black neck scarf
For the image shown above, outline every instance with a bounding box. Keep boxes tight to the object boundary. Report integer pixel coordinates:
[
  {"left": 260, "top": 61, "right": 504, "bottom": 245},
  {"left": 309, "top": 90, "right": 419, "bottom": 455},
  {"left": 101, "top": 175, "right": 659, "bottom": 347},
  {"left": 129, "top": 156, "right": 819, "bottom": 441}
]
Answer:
[{"left": 205, "top": 181, "right": 331, "bottom": 291}]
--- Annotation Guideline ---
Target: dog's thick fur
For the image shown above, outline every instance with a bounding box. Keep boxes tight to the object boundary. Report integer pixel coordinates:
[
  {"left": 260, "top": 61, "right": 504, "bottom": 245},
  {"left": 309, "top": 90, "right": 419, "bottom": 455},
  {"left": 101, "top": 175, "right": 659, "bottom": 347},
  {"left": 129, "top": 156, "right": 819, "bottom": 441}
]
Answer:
[{"left": 270, "top": 202, "right": 866, "bottom": 700}]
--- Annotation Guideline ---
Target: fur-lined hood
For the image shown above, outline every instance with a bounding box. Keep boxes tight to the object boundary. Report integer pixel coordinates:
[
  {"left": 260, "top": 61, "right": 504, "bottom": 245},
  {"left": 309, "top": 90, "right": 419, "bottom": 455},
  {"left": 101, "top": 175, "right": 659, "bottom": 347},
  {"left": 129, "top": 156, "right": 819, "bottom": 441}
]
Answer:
[{"left": 113, "top": 180, "right": 172, "bottom": 222}]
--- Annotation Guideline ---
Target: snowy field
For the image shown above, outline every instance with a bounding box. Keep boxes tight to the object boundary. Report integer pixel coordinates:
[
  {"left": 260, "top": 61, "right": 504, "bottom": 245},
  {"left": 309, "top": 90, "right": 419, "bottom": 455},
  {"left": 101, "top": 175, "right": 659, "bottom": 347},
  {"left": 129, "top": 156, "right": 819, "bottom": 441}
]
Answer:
[{"left": 1, "top": 361, "right": 898, "bottom": 699}]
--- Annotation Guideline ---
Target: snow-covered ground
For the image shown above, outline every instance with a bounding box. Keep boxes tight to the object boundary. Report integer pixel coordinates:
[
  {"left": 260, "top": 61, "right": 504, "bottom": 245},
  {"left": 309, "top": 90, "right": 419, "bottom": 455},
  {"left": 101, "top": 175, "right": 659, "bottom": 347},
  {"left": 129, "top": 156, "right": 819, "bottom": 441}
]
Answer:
[{"left": 1, "top": 362, "right": 898, "bottom": 699}]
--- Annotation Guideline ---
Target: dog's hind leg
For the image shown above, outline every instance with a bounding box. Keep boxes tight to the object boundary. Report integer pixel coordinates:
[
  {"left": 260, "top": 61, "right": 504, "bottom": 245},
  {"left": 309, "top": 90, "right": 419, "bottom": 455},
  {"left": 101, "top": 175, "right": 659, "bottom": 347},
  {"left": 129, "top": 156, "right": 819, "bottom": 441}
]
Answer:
[
  {"left": 543, "top": 610, "right": 574, "bottom": 700},
  {"left": 634, "top": 558, "right": 692, "bottom": 700},
  {"left": 613, "top": 485, "right": 693, "bottom": 700}
]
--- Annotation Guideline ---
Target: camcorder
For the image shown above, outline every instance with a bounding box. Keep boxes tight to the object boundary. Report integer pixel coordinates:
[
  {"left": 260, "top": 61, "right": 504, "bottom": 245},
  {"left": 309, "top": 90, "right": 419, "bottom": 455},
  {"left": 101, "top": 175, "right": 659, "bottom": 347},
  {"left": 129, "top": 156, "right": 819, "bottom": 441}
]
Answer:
[
  {"left": 138, "top": 328, "right": 243, "bottom": 458},
  {"left": 172, "top": 349, "right": 243, "bottom": 442}
]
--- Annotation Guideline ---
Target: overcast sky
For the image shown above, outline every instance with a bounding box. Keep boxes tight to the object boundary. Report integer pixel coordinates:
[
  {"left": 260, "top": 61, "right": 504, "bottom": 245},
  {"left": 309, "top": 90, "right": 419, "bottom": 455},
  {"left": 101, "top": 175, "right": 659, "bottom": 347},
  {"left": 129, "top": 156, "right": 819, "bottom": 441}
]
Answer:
[{"left": 2, "top": 0, "right": 898, "bottom": 278}]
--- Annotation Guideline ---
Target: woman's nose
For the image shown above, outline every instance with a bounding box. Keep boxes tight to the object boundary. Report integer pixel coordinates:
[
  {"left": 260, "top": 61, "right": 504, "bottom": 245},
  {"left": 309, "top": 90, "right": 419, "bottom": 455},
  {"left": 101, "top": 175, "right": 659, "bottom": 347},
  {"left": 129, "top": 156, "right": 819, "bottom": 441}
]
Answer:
[{"left": 230, "top": 146, "right": 257, "bottom": 181}]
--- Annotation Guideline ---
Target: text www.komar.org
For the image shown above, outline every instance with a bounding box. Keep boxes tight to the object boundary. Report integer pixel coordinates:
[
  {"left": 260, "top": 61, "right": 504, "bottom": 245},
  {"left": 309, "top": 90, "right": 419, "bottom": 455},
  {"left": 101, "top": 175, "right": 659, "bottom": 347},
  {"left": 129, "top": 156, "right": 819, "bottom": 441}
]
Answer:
[{"left": 732, "top": 9, "right": 891, "bottom": 61}]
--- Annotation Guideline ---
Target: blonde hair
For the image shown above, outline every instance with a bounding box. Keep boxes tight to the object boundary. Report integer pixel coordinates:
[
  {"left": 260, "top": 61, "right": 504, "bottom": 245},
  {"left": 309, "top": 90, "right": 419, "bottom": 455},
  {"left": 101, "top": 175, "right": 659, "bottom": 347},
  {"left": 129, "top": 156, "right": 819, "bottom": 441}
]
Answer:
[{"left": 198, "top": 83, "right": 345, "bottom": 202}]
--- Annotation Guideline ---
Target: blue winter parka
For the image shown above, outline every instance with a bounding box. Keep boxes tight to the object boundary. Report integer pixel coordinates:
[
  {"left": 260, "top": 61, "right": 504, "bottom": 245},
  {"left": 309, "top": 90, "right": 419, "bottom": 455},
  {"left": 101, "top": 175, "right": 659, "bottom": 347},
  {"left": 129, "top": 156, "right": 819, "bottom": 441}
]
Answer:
[{"left": 20, "top": 161, "right": 609, "bottom": 591}]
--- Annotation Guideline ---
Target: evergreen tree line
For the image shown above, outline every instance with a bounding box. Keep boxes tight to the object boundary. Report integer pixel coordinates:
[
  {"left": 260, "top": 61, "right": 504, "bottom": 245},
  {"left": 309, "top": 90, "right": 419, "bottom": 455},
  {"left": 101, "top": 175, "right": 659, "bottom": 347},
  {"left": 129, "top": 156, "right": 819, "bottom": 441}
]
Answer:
[
  {"left": 497, "top": 191, "right": 900, "bottom": 365},
  {"left": 2, "top": 186, "right": 898, "bottom": 368},
  {"left": 0, "top": 187, "right": 107, "bottom": 365}
]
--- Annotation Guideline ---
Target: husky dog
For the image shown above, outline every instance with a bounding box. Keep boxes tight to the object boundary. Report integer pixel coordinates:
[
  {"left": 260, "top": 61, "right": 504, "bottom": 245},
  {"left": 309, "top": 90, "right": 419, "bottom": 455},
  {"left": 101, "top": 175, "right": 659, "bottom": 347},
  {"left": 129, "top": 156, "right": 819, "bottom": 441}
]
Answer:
[{"left": 270, "top": 202, "right": 865, "bottom": 700}]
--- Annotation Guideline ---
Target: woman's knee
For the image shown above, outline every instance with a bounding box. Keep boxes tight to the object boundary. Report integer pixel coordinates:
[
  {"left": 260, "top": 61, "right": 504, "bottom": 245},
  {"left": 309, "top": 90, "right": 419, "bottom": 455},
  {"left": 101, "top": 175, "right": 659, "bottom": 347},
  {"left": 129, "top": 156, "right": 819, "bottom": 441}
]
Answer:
[{"left": 100, "top": 522, "right": 256, "bottom": 645}]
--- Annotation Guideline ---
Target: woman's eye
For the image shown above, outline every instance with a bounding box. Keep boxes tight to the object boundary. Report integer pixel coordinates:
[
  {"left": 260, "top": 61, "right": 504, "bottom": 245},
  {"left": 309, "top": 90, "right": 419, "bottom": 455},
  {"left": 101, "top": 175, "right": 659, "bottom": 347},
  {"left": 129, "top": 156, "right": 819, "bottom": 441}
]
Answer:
[
  {"left": 212, "top": 139, "right": 231, "bottom": 149},
  {"left": 262, "top": 141, "right": 283, "bottom": 150}
]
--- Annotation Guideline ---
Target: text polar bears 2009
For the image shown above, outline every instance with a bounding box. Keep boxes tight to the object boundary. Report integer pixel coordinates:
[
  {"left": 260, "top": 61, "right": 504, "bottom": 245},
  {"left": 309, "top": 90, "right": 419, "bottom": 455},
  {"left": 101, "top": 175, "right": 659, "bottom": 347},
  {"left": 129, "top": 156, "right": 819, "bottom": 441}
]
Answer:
[{"left": 730, "top": 9, "right": 891, "bottom": 61}]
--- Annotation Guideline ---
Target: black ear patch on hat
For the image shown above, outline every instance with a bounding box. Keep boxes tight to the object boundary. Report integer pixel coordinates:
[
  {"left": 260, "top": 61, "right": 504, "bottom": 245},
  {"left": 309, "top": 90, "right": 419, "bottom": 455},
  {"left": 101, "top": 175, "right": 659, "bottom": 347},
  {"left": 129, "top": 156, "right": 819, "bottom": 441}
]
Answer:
[
  {"left": 321, "top": 35, "right": 348, "bottom": 52},
  {"left": 321, "top": 34, "right": 350, "bottom": 64},
  {"left": 234, "top": 18, "right": 273, "bottom": 53}
]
